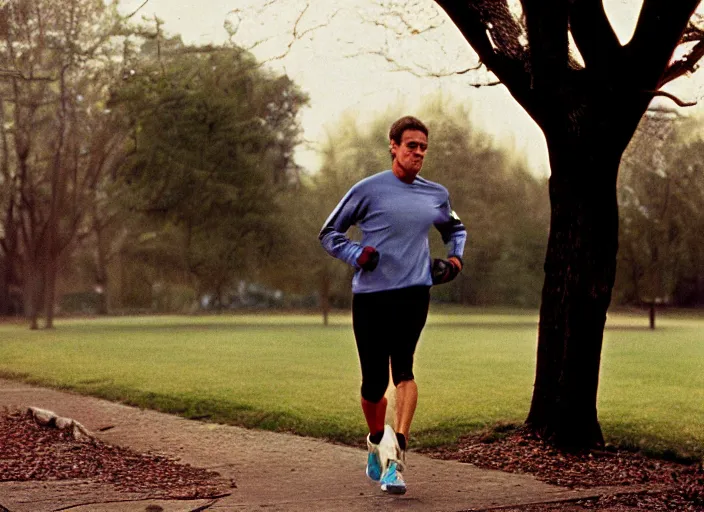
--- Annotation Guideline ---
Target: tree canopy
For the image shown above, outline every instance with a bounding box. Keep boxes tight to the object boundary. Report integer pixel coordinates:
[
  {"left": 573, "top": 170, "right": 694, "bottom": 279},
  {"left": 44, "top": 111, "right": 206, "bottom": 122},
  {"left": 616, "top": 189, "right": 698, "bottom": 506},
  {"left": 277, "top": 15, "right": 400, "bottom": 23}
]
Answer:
[{"left": 114, "top": 38, "right": 309, "bottom": 305}]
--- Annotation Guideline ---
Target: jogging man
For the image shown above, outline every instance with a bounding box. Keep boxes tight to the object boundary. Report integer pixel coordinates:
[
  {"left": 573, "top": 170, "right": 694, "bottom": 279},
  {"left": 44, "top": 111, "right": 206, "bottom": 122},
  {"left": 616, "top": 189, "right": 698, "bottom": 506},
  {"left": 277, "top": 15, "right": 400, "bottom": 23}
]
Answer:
[{"left": 319, "top": 116, "right": 467, "bottom": 494}]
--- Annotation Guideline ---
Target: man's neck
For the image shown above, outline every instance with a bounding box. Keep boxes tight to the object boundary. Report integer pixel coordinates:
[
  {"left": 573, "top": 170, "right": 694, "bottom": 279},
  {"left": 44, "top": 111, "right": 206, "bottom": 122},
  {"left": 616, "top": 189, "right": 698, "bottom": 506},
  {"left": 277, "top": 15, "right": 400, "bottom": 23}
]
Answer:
[{"left": 392, "top": 163, "right": 416, "bottom": 184}]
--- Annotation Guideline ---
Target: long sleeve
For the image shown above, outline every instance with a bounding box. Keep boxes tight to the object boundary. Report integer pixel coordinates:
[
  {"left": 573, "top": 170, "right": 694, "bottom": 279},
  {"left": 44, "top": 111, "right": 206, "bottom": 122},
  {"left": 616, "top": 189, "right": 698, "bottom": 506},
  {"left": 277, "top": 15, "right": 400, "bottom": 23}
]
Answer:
[
  {"left": 434, "top": 196, "right": 467, "bottom": 260},
  {"left": 318, "top": 185, "right": 367, "bottom": 268}
]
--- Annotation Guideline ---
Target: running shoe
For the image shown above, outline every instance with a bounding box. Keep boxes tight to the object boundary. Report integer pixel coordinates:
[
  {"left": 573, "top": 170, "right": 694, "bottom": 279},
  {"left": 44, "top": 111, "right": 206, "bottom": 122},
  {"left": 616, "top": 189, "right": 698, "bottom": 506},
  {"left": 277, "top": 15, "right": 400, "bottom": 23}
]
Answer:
[
  {"left": 378, "top": 424, "right": 406, "bottom": 472},
  {"left": 380, "top": 460, "right": 406, "bottom": 494},
  {"left": 366, "top": 434, "right": 382, "bottom": 481}
]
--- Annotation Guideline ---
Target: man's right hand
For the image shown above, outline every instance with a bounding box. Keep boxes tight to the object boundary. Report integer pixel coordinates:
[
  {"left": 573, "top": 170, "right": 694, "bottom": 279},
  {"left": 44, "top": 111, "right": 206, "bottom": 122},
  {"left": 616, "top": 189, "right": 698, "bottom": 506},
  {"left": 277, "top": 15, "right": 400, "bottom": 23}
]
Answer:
[{"left": 357, "top": 246, "right": 379, "bottom": 271}]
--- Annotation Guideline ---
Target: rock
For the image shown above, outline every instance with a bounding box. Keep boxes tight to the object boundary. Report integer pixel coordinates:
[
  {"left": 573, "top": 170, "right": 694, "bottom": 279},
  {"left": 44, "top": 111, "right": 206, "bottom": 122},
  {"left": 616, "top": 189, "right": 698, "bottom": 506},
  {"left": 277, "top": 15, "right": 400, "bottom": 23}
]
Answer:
[
  {"left": 55, "top": 416, "right": 73, "bottom": 430},
  {"left": 27, "top": 406, "right": 93, "bottom": 441},
  {"left": 27, "top": 407, "right": 57, "bottom": 426}
]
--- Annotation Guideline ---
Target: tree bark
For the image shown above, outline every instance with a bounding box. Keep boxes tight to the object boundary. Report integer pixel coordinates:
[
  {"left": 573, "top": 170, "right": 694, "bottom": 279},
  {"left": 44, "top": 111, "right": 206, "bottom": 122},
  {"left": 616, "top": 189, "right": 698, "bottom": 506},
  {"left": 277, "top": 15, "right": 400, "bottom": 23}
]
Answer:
[
  {"left": 0, "top": 259, "right": 10, "bottom": 316},
  {"left": 526, "top": 137, "right": 621, "bottom": 449},
  {"left": 95, "top": 221, "right": 109, "bottom": 315},
  {"left": 320, "top": 266, "right": 330, "bottom": 326},
  {"left": 44, "top": 255, "right": 58, "bottom": 329},
  {"left": 24, "top": 258, "right": 43, "bottom": 330},
  {"left": 649, "top": 302, "right": 656, "bottom": 330}
]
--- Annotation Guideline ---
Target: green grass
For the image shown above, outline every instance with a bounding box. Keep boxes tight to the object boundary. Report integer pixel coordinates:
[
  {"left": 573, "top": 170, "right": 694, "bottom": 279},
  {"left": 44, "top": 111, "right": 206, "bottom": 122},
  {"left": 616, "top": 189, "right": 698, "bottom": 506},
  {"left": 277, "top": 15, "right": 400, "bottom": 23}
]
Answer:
[{"left": 0, "top": 309, "right": 702, "bottom": 461}]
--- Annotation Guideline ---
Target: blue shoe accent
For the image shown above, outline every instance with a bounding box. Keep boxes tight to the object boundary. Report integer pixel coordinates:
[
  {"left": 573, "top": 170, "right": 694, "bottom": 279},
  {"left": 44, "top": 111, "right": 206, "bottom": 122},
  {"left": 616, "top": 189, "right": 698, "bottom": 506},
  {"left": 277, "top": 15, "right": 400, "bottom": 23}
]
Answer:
[
  {"left": 380, "top": 461, "right": 406, "bottom": 494},
  {"left": 366, "top": 450, "right": 382, "bottom": 481}
]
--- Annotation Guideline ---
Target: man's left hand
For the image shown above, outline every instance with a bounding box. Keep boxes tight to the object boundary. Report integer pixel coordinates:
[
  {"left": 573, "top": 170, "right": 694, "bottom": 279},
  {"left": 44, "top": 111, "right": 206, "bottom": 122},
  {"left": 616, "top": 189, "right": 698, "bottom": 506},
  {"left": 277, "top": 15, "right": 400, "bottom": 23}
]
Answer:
[{"left": 431, "top": 257, "right": 462, "bottom": 285}]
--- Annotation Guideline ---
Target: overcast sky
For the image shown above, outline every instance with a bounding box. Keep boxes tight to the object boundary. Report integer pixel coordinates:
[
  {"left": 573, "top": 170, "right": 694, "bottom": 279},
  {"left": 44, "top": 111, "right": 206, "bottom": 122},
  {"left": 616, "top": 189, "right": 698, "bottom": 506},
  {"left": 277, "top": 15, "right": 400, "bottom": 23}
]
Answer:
[{"left": 119, "top": 0, "right": 704, "bottom": 176}]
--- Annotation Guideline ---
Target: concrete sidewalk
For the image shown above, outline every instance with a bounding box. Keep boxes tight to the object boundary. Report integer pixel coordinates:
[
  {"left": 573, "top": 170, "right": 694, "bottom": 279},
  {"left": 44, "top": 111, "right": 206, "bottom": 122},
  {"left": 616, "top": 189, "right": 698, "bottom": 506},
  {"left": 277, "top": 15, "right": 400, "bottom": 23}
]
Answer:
[{"left": 0, "top": 379, "right": 629, "bottom": 511}]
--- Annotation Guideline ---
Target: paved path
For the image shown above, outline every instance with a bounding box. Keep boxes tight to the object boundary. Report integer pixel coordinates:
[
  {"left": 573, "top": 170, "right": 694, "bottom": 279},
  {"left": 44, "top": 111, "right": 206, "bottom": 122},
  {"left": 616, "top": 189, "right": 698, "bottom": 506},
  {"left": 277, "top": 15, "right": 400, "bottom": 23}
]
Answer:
[{"left": 0, "top": 379, "right": 629, "bottom": 511}]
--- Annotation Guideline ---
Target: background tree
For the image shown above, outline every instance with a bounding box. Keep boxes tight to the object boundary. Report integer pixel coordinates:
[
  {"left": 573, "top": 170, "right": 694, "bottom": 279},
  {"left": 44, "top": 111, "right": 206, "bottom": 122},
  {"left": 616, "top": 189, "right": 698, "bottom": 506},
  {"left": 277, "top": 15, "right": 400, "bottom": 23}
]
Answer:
[
  {"left": 114, "top": 38, "right": 308, "bottom": 305},
  {"left": 0, "top": 93, "right": 22, "bottom": 316},
  {"left": 0, "top": 0, "right": 133, "bottom": 328},
  {"left": 616, "top": 112, "right": 704, "bottom": 323}
]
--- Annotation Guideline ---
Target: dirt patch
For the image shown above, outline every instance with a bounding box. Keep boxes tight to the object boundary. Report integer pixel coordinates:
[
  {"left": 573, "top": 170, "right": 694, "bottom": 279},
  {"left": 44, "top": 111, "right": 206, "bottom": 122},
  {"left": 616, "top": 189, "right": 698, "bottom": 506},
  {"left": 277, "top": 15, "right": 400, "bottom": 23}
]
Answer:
[
  {"left": 0, "top": 408, "right": 233, "bottom": 500},
  {"left": 419, "top": 427, "right": 704, "bottom": 511}
]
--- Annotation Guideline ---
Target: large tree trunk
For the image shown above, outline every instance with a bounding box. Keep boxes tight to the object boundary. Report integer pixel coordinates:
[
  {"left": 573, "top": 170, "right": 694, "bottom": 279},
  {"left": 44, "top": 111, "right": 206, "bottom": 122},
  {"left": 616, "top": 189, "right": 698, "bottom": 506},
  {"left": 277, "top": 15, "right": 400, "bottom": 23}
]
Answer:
[
  {"left": 0, "top": 256, "right": 11, "bottom": 316},
  {"left": 95, "top": 223, "right": 109, "bottom": 315},
  {"left": 24, "top": 259, "right": 43, "bottom": 330},
  {"left": 320, "top": 266, "right": 330, "bottom": 326},
  {"left": 44, "top": 255, "right": 58, "bottom": 329},
  {"left": 526, "top": 137, "right": 621, "bottom": 449}
]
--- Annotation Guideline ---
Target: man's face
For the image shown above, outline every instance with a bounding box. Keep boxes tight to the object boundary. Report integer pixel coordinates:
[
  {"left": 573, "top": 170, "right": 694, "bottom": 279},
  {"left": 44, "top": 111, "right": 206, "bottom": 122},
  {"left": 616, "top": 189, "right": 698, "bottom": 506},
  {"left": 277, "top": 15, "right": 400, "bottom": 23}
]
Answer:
[{"left": 391, "top": 129, "right": 428, "bottom": 177}]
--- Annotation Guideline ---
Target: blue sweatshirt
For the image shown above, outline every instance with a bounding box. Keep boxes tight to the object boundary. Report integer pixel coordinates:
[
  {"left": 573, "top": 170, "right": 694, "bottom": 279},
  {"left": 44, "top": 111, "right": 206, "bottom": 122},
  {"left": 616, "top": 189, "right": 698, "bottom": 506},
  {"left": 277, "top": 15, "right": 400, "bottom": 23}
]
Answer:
[{"left": 319, "top": 170, "right": 467, "bottom": 294}]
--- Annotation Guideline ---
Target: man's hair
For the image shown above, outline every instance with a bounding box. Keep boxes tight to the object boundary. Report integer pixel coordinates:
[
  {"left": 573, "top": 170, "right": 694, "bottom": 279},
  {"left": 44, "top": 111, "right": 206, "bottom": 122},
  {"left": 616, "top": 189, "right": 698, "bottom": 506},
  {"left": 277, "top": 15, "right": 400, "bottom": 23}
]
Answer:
[{"left": 388, "top": 116, "right": 428, "bottom": 144}]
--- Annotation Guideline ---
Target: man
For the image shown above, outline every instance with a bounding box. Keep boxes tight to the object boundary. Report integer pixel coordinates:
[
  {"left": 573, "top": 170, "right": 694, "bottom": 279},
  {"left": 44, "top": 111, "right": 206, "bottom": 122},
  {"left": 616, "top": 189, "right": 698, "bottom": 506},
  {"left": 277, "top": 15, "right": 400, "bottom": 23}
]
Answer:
[{"left": 318, "top": 116, "right": 466, "bottom": 494}]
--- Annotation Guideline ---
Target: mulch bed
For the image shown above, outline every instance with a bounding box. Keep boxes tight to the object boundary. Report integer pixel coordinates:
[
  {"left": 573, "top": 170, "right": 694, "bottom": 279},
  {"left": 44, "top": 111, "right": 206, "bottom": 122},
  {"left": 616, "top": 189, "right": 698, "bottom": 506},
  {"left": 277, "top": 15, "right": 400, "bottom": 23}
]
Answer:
[
  {"left": 0, "top": 408, "right": 233, "bottom": 500},
  {"left": 419, "top": 427, "right": 704, "bottom": 511}
]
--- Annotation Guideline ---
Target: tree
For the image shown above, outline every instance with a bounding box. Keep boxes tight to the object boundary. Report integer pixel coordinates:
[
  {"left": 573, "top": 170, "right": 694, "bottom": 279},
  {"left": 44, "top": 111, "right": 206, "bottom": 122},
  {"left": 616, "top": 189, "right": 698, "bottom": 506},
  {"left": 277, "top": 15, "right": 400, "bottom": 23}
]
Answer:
[
  {"left": 426, "top": 1, "right": 704, "bottom": 448},
  {"left": 114, "top": 39, "right": 308, "bottom": 303},
  {"left": 617, "top": 113, "right": 704, "bottom": 319},
  {"left": 0, "top": 94, "right": 22, "bottom": 316},
  {"left": 0, "top": 0, "right": 133, "bottom": 328}
]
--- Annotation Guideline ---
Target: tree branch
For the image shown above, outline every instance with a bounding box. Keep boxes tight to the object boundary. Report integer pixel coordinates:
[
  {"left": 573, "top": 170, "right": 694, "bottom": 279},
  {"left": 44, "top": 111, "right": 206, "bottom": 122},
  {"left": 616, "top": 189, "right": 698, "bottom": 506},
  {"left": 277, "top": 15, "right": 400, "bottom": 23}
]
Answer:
[
  {"left": 344, "top": 46, "right": 486, "bottom": 80},
  {"left": 659, "top": 38, "right": 704, "bottom": 86},
  {"left": 434, "top": 0, "right": 536, "bottom": 116},
  {"left": 682, "top": 18, "right": 704, "bottom": 42},
  {"left": 522, "top": 0, "right": 569, "bottom": 92},
  {"left": 568, "top": 0, "right": 622, "bottom": 72},
  {"left": 227, "top": 1, "right": 339, "bottom": 65},
  {"left": 123, "top": 0, "right": 150, "bottom": 20},
  {"left": 646, "top": 89, "right": 697, "bottom": 107},
  {"left": 264, "top": 3, "right": 342, "bottom": 62},
  {"left": 626, "top": 0, "right": 701, "bottom": 89}
]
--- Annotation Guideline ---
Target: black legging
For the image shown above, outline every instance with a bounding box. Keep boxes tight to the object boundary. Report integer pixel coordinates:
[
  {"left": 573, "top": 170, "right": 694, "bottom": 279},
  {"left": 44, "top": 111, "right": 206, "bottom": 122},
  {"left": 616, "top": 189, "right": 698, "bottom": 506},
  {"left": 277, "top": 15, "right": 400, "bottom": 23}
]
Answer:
[{"left": 352, "top": 286, "right": 430, "bottom": 403}]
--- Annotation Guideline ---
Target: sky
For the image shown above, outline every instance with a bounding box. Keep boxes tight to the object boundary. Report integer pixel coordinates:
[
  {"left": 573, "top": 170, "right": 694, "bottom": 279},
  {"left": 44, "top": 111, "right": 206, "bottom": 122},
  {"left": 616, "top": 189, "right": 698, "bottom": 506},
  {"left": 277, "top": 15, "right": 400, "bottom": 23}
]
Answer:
[{"left": 118, "top": 0, "right": 704, "bottom": 177}]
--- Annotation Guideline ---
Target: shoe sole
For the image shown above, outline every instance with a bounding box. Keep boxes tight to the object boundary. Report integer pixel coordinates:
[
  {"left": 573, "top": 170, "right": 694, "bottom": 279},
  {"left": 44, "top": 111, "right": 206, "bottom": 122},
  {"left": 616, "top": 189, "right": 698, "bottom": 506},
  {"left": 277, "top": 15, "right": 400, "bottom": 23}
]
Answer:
[{"left": 381, "top": 483, "right": 406, "bottom": 494}]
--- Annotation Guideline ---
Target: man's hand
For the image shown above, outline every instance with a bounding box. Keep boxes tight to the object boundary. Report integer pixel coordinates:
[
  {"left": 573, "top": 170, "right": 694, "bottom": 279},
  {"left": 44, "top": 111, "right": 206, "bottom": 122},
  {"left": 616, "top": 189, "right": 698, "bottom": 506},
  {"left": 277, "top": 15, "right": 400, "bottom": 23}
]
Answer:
[
  {"left": 431, "top": 257, "right": 462, "bottom": 285},
  {"left": 357, "top": 246, "right": 380, "bottom": 271}
]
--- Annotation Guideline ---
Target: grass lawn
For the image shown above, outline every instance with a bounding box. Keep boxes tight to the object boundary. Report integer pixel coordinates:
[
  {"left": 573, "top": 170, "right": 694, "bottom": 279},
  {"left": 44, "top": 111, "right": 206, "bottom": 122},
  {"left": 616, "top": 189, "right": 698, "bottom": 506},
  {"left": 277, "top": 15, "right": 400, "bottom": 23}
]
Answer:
[{"left": 0, "top": 309, "right": 702, "bottom": 461}]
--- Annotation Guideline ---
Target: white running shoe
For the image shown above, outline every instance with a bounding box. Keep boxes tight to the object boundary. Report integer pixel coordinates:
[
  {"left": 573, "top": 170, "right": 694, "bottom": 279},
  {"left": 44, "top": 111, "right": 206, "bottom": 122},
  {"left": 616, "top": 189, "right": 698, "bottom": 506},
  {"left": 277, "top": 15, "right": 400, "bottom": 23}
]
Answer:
[{"left": 377, "top": 424, "right": 406, "bottom": 473}]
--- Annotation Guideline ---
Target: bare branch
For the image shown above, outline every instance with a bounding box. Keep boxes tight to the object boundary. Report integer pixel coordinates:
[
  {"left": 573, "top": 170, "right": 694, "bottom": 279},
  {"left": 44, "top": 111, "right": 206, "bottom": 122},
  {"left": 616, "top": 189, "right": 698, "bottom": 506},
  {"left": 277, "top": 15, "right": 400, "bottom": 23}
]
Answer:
[
  {"left": 123, "top": 0, "right": 150, "bottom": 20},
  {"left": 362, "top": 0, "right": 444, "bottom": 37},
  {"left": 0, "top": 69, "right": 55, "bottom": 81},
  {"left": 345, "top": 45, "right": 484, "bottom": 80},
  {"left": 0, "top": 69, "right": 22, "bottom": 78},
  {"left": 681, "top": 15, "right": 704, "bottom": 42},
  {"left": 659, "top": 38, "right": 704, "bottom": 86},
  {"left": 227, "top": 1, "right": 340, "bottom": 65},
  {"left": 455, "top": 63, "right": 484, "bottom": 75},
  {"left": 352, "top": 1, "right": 480, "bottom": 79},
  {"left": 434, "top": 1, "right": 537, "bottom": 120},
  {"left": 470, "top": 80, "right": 501, "bottom": 88},
  {"left": 646, "top": 89, "right": 697, "bottom": 107}
]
